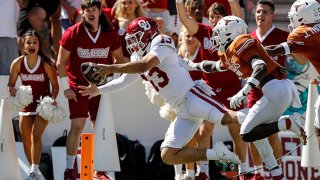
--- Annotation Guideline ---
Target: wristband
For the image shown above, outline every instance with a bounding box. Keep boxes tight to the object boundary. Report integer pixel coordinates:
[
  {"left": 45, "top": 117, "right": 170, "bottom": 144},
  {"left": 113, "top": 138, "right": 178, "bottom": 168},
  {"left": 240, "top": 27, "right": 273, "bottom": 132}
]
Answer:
[
  {"left": 242, "top": 84, "right": 251, "bottom": 95},
  {"left": 247, "top": 77, "right": 260, "bottom": 87},
  {"left": 176, "top": 0, "right": 183, "bottom": 3},
  {"left": 215, "top": 60, "right": 226, "bottom": 72},
  {"left": 280, "top": 42, "right": 291, "bottom": 55},
  {"left": 60, "top": 77, "right": 69, "bottom": 91},
  {"left": 199, "top": 61, "right": 210, "bottom": 73}
]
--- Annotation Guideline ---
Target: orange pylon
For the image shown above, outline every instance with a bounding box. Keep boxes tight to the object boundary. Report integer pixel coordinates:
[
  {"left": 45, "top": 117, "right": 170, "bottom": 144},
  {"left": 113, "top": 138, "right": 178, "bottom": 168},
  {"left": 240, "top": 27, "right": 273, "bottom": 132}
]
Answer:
[{"left": 80, "top": 133, "right": 95, "bottom": 180}]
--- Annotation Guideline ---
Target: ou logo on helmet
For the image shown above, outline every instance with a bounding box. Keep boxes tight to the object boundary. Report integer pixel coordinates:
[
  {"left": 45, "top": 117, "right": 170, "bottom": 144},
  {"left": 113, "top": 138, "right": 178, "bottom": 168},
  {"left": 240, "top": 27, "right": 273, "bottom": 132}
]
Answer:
[{"left": 138, "top": 20, "right": 151, "bottom": 30}]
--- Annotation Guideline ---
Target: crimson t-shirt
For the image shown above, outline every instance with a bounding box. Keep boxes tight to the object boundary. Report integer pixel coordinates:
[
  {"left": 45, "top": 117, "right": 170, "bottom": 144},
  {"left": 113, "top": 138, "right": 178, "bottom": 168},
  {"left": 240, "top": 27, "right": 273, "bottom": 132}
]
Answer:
[{"left": 59, "top": 22, "right": 121, "bottom": 89}]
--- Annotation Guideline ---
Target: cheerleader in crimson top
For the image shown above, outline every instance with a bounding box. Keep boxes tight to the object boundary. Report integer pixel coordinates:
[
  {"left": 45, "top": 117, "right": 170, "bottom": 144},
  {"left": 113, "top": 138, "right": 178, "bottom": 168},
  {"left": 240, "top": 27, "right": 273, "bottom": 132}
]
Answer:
[{"left": 7, "top": 30, "right": 59, "bottom": 179}]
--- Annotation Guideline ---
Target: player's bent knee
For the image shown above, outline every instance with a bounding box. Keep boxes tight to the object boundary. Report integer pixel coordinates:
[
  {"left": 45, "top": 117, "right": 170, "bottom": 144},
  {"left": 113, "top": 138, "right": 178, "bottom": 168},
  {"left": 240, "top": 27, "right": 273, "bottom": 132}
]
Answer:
[{"left": 241, "top": 133, "right": 255, "bottom": 142}]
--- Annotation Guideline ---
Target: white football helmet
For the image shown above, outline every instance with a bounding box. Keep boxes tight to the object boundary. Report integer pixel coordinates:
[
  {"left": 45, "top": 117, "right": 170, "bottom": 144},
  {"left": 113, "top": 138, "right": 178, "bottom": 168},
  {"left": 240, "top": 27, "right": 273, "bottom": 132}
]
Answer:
[
  {"left": 288, "top": 0, "right": 320, "bottom": 32},
  {"left": 211, "top": 16, "right": 248, "bottom": 52}
]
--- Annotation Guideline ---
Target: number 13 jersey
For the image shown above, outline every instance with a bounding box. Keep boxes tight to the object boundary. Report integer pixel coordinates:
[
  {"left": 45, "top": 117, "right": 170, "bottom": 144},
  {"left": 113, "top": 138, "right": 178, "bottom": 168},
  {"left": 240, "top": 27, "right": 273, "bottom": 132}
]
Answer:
[{"left": 132, "top": 34, "right": 195, "bottom": 109}]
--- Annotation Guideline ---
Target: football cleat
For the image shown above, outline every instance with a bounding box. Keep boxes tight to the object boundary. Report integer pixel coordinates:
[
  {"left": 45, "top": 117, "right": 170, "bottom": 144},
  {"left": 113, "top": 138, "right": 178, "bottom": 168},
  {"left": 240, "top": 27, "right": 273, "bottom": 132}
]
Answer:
[
  {"left": 94, "top": 171, "right": 110, "bottom": 180},
  {"left": 64, "top": 169, "right": 76, "bottom": 180},
  {"left": 195, "top": 172, "right": 210, "bottom": 180},
  {"left": 271, "top": 173, "right": 284, "bottom": 180},
  {"left": 239, "top": 173, "right": 250, "bottom": 180},
  {"left": 251, "top": 173, "right": 266, "bottom": 180},
  {"left": 213, "top": 141, "right": 241, "bottom": 165}
]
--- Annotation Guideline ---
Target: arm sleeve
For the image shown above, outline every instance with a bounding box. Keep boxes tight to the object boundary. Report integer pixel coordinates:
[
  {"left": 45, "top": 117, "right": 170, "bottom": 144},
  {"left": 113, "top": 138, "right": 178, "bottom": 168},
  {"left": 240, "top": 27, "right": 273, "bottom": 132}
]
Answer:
[{"left": 98, "top": 73, "right": 140, "bottom": 94}]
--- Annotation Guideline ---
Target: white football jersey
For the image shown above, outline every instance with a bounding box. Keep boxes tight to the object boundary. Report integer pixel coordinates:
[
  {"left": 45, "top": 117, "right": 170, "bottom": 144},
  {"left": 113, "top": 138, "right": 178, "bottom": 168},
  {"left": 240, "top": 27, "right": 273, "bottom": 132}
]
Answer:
[{"left": 134, "top": 34, "right": 194, "bottom": 109}]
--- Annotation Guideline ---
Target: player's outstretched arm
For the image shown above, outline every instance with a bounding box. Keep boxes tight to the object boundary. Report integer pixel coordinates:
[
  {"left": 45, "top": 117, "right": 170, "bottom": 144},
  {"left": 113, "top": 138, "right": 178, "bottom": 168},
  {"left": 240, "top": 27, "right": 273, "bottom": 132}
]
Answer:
[
  {"left": 265, "top": 42, "right": 295, "bottom": 57},
  {"left": 94, "top": 53, "right": 160, "bottom": 79},
  {"left": 180, "top": 59, "right": 227, "bottom": 73},
  {"left": 176, "top": 0, "right": 199, "bottom": 35},
  {"left": 78, "top": 73, "right": 140, "bottom": 98}
]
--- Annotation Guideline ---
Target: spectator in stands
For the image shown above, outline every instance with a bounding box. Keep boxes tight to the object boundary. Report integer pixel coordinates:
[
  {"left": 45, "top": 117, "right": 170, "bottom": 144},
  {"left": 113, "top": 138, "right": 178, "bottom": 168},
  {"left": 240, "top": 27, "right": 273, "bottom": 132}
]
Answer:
[
  {"left": 176, "top": 1, "right": 248, "bottom": 179},
  {"left": 60, "top": 0, "right": 82, "bottom": 30},
  {"left": 56, "top": 0, "right": 128, "bottom": 179},
  {"left": 112, "top": 0, "right": 145, "bottom": 58},
  {"left": 16, "top": 0, "right": 60, "bottom": 59},
  {"left": 0, "top": 0, "right": 19, "bottom": 75},
  {"left": 185, "top": 0, "right": 209, "bottom": 24},
  {"left": 50, "top": 3, "right": 62, "bottom": 58},
  {"left": 141, "top": 0, "right": 172, "bottom": 35},
  {"left": 7, "top": 30, "right": 59, "bottom": 180}
]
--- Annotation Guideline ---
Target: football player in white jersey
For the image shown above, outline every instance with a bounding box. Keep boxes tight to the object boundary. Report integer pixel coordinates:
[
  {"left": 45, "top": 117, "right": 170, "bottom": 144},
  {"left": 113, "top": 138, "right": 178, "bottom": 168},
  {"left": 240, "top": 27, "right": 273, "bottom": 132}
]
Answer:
[{"left": 78, "top": 16, "right": 242, "bottom": 165}]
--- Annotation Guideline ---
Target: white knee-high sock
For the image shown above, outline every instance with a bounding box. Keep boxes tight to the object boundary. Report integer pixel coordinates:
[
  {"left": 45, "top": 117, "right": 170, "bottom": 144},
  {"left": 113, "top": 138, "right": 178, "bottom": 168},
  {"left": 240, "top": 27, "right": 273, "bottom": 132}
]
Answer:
[
  {"left": 200, "top": 161, "right": 209, "bottom": 176},
  {"left": 174, "top": 164, "right": 183, "bottom": 175},
  {"left": 253, "top": 138, "right": 278, "bottom": 171}
]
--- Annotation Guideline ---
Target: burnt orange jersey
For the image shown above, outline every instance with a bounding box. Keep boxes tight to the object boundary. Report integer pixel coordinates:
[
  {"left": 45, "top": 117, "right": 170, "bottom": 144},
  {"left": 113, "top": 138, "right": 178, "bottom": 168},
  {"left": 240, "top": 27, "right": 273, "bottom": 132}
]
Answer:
[
  {"left": 288, "top": 23, "right": 320, "bottom": 74},
  {"left": 218, "top": 34, "right": 286, "bottom": 82}
]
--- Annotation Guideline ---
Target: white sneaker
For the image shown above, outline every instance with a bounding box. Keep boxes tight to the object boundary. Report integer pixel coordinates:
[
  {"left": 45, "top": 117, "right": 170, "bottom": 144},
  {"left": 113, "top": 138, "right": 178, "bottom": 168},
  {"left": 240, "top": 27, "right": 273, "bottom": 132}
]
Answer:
[
  {"left": 287, "top": 112, "right": 307, "bottom": 145},
  {"left": 213, "top": 141, "right": 241, "bottom": 165},
  {"left": 25, "top": 172, "right": 36, "bottom": 180}
]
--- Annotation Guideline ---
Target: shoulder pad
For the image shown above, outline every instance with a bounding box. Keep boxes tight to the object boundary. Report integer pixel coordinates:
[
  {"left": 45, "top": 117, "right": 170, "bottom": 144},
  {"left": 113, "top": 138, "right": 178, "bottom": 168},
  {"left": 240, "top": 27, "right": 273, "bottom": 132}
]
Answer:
[
  {"left": 288, "top": 26, "right": 308, "bottom": 45},
  {"left": 231, "top": 34, "right": 256, "bottom": 56}
]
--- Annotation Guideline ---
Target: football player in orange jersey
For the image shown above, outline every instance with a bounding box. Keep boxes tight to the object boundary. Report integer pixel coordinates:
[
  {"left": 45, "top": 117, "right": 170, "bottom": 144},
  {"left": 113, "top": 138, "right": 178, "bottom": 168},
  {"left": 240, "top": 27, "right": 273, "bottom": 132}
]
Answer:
[
  {"left": 181, "top": 15, "right": 307, "bottom": 179},
  {"left": 265, "top": 0, "right": 320, "bottom": 136}
]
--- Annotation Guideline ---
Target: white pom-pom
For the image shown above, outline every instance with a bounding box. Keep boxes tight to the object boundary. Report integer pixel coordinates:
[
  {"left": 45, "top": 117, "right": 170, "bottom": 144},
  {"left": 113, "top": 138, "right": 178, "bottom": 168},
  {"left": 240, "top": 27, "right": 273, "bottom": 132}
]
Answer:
[
  {"left": 159, "top": 103, "right": 177, "bottom": 122},
  {"left": 142, "top": 80, "right": 164, "bottom": 107},
  {"left": 8, "top": 85, "right": 33, "bottom": 112},
  {"left": 36, "top": 96, "right": 66, "bottom": 123}
]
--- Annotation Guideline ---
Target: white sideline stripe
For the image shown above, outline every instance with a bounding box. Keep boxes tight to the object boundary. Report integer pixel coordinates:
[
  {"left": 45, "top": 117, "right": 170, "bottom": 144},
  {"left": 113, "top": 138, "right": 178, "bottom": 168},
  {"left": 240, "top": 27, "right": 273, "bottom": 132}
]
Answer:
[{"left": 18, "top": 158, "right": 29, "bottom": 175}]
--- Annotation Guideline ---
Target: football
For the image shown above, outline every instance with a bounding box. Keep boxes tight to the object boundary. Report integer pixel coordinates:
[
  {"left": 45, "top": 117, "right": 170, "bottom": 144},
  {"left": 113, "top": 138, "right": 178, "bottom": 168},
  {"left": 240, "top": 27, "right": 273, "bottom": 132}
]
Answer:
[{"left": 81, "top": 62, "right": 108, "bottom": 86}]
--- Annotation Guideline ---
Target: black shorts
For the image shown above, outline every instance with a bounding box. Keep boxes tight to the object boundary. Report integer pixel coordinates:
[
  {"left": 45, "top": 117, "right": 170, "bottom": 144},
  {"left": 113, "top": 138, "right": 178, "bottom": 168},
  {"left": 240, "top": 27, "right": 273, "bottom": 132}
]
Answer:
[{"left": 17, "top": 0, "right": 60, "bottom": 36}]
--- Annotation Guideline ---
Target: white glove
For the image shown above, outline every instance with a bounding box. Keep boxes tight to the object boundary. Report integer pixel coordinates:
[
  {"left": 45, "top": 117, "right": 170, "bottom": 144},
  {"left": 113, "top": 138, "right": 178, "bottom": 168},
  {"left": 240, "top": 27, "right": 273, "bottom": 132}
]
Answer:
[
  {"left": 228, "top": 84, "right": 251, "bottom": 109},
  {"left": 194, "top": 80, "right": 216, "bottom": 97},
  {"left": 179, "top": 58, "right": 197, "bottom": 71}
]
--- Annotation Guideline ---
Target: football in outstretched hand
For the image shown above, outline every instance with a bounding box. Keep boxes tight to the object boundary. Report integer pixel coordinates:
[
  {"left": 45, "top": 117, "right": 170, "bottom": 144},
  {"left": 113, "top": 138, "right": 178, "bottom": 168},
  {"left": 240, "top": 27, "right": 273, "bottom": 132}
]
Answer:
[{"left": 81, "top": 62, "right": 108, "bottom": 86}]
